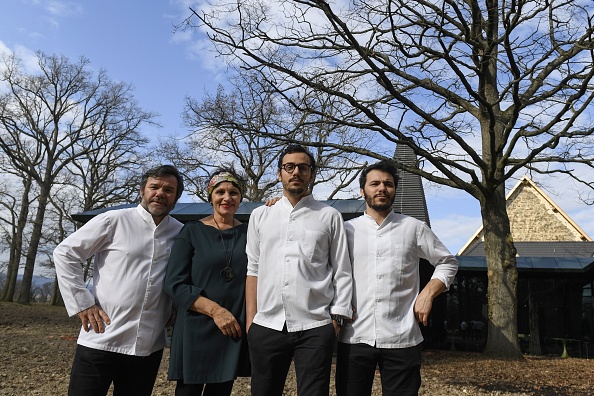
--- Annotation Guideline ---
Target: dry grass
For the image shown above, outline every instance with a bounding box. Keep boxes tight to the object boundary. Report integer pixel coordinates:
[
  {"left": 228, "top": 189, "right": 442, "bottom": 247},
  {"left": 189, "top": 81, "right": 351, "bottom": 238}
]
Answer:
[{"left": 1, "top": 302, "right": 592, "bottom": 395}]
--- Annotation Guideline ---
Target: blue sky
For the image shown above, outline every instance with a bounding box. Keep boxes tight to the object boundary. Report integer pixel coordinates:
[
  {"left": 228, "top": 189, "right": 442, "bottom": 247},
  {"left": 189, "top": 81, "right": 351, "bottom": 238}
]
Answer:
[{"left": 1, "top": 0, "right": 592, "bottom": 254}]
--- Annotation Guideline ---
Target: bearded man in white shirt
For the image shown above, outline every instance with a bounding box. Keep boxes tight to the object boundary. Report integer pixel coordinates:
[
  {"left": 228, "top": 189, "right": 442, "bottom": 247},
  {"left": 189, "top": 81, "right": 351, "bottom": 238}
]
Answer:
[
  {"left": 336, "top": 160, "right": 458, "bottom": 396},
  {"left": 245, "top": 144, "right": 353, "bottom": 396},
  {"left": 54, "top": 165, "right": 184, "bottom": 396}
]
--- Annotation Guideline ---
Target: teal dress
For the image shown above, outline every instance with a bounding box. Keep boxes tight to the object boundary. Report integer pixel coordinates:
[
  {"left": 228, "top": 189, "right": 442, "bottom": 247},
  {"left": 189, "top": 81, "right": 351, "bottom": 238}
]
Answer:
[{"left": 164, "top": 221, "right": 250, "bottom": 384}]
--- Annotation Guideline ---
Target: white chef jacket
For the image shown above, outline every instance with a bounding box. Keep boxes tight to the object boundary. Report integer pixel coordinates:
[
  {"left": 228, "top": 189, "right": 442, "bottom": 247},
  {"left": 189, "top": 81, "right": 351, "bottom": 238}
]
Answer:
[
  {"left": 54, "top": 205, "right": 183, "bottom": 356},
  {"left": 338, "top": 211, "right": 458, "bottom": 348},
  {"left": 246, "top": 195, "right": 353, "bottom": 332}
]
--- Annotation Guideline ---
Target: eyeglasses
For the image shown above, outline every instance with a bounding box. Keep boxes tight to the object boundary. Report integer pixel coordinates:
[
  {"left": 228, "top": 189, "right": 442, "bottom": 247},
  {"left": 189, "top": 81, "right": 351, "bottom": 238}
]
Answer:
[{"left": 281, "top": 163, "right": 312, "bottom": 174}]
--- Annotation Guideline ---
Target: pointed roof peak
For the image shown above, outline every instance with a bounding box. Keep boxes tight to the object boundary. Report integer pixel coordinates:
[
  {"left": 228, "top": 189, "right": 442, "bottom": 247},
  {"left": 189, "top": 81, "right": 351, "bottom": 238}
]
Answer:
[
  {"left": 393, "top": 144, "right": 430, "bottom": 226},
  {"left": 458, "top": 175, "right": 592, "bottom": 255}
]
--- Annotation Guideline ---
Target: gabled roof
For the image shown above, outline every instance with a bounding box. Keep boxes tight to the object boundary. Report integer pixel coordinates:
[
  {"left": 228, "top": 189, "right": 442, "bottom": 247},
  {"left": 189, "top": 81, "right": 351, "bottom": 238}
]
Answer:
[{"left": 458, "top": 175, "right": 592, "bottom": 255}]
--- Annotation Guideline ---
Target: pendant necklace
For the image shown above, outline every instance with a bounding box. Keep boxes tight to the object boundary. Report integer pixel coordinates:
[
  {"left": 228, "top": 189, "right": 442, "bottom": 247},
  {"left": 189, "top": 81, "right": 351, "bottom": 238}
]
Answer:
[{"left": 213, "top": 216, "right": 236, "bottom": 282}]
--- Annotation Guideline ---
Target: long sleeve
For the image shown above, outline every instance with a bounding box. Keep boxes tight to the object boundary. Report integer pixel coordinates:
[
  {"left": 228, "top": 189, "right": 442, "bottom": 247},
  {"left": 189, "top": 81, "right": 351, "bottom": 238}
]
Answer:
[
  {"left": 246, "top": 209, "right": 261, "bottom": 278},
  {"left": 328, "top": 212, "right": 354, "bottom": 319},
  {"left": 53, "top": 214, "right": 113, "bottom": 317},
  {"left": 164, "top": 224, "right": 204, "bottom": 312},
  {"left": 417, "top": 223, "right": 458, "bottom": 290}
]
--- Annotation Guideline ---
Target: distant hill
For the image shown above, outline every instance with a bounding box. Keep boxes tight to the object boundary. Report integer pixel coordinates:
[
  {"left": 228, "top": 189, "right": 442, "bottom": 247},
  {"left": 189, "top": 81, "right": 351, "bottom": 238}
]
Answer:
[{"left": 0, "top": 273, "right": 54, "bottom": 287}]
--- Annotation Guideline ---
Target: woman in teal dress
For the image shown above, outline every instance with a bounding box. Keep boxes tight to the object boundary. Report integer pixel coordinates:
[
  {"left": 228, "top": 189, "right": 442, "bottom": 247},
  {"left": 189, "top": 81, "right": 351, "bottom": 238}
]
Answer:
[{"left": 165, "top": 167, "right": 250, "bottom": 396}]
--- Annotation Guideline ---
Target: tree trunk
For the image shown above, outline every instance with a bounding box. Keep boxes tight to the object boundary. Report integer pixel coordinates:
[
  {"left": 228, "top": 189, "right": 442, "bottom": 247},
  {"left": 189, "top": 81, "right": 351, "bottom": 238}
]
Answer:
[
  {"left": 1, "top": 239, "right": 18, "bottom": 302},
  {"left": 50, "top": 276, "right": 64, "bottom": 306},
  {"left": 481, "top": 191, "right": 523, "bottom": 359},
  {"left": 17, "top": 182, "right": 50, "bottom": 304},
  {"left": 2, "top": 177, "right": 32, "bottom": 302}
]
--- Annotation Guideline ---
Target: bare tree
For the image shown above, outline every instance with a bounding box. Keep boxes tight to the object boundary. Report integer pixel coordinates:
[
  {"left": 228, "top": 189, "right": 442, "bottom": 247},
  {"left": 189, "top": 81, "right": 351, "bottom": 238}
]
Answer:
[
  {"left": 162, "top": 70, "right": 373, "bottom": 201},
  {"left": 0, "top": 52, "right": 156, "bottom": 304},
  {"left": 67, "top": 116, "right": 149, "bottom": 210},
  {"left": 0, "top": 168, "right": 35, "bottom": 302},
  {"left": 185, "top": 0, "right": 594, "bottom": 358}
]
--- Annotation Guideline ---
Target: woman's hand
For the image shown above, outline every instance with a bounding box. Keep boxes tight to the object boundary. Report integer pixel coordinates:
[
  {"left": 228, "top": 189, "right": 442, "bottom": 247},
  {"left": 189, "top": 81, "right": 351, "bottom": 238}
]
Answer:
[{"left": 212, "top": 307, "right": 242, "bottom": 338}]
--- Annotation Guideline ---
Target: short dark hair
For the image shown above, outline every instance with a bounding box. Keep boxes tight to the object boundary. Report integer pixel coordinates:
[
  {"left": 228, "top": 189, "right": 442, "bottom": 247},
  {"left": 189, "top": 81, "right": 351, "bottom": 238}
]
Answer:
[
  {"left": 207, "top": 165, "right": 247, "bottom": 203},
  {"left": 359, "top": 160, "right": 399, "bottom": 189},
  {"left": 140, "top": 165, "right": 184, "bottom": 201},
  {"left": 277, "top": 144, "right": 316, "bottom": 172}
]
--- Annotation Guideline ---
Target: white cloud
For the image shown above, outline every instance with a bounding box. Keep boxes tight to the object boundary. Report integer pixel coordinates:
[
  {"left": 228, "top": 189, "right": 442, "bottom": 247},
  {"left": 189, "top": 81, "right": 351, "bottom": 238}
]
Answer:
[
  {"left": 0, "top": 40, "right": 11, "bottom": 57},
  {"left": 42, "top": 16, "right": 60, "bottom": 30},
  {"left": 45, "top": 1, "right": 83, "bottom": 17},
  {"left": 0, "top": 42, "right": 40, "bottom": 90},
  {"left": 13, "top": 45, "right": 40, "bottom": 73}
]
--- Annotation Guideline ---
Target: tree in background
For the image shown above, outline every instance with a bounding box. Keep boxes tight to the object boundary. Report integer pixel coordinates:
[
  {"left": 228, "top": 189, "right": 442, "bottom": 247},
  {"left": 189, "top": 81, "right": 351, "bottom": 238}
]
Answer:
[
  {"left": 0, "top": 52, "right": 155, "bottom": 304},
  {"left": 187, "top": 0, "right": 594, "bottom": 358},
  {"left": 161, "top": 70, "right": 375, "bottom": 201},
  {"left": 0, "top": 168, "right": 34, "bottom": 302}
]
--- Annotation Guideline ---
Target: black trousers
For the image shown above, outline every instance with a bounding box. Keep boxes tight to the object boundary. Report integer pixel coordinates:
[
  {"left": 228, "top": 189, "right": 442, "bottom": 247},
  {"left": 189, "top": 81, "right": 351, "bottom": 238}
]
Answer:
[
  {"left": 335, "top": 342, "right": 422, "bottom": 396},
  {"left": 247, "top": 322, "right": 335, "bottom": 396},
  {"left": 68, "top": 345, "right": 163, "bottom": 396}
]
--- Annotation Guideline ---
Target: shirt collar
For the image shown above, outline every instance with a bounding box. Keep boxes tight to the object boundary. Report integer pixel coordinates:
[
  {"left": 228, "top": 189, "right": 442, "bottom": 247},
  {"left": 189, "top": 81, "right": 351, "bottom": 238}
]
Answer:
[
  {"left": 136, "top": 204, "right": 169, "bottom": 228},
  {"left": 280, "top": 194, "right": 315, "bottom": 210},
  {"left": 363, "top": 209, "right": 397, "bottom": 227}
]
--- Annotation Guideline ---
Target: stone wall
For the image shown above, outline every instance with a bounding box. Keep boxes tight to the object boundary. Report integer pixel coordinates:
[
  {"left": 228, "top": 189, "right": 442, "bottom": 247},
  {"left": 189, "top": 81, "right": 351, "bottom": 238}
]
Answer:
[{"left": 506, "top": 183, "right": 582, "bottom": 242}]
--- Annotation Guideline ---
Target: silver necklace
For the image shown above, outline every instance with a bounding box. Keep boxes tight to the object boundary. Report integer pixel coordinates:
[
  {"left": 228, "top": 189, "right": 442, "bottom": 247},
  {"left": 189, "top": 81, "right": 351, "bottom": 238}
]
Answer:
[{"left": 213, "top": 217, "right": 236, "bottom": 282}]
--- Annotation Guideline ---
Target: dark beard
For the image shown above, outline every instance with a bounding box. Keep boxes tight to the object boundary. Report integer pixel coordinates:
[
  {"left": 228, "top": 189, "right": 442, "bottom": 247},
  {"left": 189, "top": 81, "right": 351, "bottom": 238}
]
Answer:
[
  {"left": 364, "top": 192, "right": 394, "bottom": 212},
  {"left": 287, "top": 185, "right": 307, "bottom": 196},
  {"left": 285, "top": 177, "right": 308, "bottom": 197}
]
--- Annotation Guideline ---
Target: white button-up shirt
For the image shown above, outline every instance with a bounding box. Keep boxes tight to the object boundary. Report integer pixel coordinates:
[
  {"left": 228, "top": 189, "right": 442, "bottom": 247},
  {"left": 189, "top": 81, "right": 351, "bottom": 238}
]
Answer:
[
  {"left": 246, "top": 195, "right": 353, "bottom": 332},
  {"left": 338, "top": 211, "right": 457, "bottom": 348},
  {"left": 54, "top": 205, "right": 183, "bottom": 356}
]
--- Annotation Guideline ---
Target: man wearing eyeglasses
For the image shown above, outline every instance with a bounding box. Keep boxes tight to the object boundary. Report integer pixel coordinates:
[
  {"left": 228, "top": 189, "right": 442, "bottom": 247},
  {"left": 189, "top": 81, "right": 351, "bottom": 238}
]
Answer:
[{"left": 245, "top": 144, "right": 353, "bottom": 396}]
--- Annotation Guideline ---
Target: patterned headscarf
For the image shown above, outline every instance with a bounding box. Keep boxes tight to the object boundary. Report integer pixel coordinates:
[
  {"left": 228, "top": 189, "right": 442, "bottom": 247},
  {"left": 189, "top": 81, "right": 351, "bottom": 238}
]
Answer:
[{"left": 207, "top": 172, "right": 241, "bottom": 199}]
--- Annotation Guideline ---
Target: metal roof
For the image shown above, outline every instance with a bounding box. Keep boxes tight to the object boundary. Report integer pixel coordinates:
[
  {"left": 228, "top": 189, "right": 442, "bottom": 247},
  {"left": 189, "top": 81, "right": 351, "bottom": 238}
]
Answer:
[
  {"left": 461, "top": 241, "right": 594, "bottom": 258},
  {"left": 71, "top": 199, "right": 369, "bottom": 224},
  {"left": 457, "top": 256, "right": 594, "bottom": 274}
]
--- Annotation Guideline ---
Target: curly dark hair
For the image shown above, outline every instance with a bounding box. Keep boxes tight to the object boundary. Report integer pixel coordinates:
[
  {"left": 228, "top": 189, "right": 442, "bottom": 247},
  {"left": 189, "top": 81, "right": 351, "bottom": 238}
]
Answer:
[{"left": 358, "top": 160, "right": 399, "bottom": 189}]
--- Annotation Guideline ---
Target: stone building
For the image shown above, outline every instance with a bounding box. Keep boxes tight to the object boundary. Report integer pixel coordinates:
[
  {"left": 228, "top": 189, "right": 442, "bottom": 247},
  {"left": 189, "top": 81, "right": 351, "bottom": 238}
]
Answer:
[{"left": 457, "top": 175, "right": 594, "bottom": 357}]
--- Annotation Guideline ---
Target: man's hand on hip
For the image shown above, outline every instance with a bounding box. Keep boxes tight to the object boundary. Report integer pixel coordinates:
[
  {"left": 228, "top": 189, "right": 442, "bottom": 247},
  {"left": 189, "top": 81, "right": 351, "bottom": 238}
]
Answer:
[{"left": 78, "top": 304, "right": 111, "bottom": 333}]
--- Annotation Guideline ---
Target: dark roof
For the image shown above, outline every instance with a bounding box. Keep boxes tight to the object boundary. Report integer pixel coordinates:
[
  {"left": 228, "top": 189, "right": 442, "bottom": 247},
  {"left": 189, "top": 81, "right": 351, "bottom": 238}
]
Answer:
[
  {"left": 393, "top": 144, "right": 430, "bottom": 226},
  {"left": 72, "top": 199, "right": 369, "bottom": 224},
  {"left": 457, "top": 256, "right": 594, "bottom": 275},
  {"left": 461, "top": 241, "right": 594, "bottom": 258}
]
